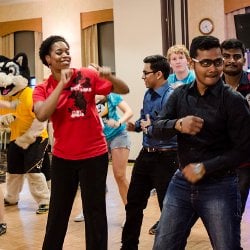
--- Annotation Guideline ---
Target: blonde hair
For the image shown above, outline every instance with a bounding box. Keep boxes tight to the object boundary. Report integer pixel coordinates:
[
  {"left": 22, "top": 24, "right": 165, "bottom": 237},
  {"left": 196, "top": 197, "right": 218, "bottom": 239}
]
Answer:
[{"left": 166, "top": 44, "right": 190, "bottom": 62}]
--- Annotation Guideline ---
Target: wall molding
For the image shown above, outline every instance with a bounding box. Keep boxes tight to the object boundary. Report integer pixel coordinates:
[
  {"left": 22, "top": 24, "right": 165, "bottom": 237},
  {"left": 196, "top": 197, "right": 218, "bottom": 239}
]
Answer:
[
  {"left": 81, "top": 8, "right": 113, "bottom": 29},
  {"left": 0, "top": 17, "right": 42, "bottom": 36},
  {"left": 224, "top": 0, "right": 250, "bottom": 13}
]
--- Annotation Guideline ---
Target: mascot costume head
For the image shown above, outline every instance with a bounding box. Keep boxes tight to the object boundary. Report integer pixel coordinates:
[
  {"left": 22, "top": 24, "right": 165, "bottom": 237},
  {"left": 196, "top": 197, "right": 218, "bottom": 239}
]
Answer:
[{"left": 0, "top": 53, "right": 30, "bottom": 97}]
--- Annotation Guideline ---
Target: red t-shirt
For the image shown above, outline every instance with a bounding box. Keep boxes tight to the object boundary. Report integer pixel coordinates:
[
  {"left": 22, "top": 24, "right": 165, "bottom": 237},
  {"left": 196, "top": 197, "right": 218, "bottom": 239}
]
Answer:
[{"left": 33, "top": 68, "right": 112, "bottom": 160}]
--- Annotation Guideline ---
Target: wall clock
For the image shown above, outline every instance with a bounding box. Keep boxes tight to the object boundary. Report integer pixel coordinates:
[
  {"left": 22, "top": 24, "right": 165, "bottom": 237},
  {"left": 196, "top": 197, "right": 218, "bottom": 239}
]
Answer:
[{"left": 199, "top": 18, "right": 214, "bottom": 35}]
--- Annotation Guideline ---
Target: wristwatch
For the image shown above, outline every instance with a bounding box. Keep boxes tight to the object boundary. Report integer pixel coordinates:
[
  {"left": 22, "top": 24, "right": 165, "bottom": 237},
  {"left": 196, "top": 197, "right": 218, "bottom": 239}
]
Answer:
[{"left": 193, "top": 163, "right": 202, "bottom": 175}]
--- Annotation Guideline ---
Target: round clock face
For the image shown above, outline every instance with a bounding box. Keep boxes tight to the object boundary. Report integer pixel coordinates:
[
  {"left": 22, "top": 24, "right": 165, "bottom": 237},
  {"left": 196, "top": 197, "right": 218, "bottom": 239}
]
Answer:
[{"left": 199, "top": 18, "right": 214, "bottom": 34}]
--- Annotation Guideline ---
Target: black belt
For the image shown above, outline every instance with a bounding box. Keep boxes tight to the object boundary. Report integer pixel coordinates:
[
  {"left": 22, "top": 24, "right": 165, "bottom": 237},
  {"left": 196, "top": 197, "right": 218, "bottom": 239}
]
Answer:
[{"left": 143, "top": 147, "right": 177, "bottom": 153}]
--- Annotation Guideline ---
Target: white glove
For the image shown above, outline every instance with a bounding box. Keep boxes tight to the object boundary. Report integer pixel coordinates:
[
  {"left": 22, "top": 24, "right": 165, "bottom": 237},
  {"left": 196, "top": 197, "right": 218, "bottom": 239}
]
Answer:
[
  {"left": 15, "top": 119, "right": 46, "bottom": 149},
  {"left": 0, "top": 114, "right": 16, "bottom": 127}
]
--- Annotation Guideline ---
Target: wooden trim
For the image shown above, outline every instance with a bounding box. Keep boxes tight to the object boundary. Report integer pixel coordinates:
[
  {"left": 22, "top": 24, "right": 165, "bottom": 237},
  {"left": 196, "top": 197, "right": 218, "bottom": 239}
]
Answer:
[
  {"left": 81, "top": 9, "right": 113, "bottom": 29},
  {"left": 170, "top": 0, "right": 175, "bottom": 46},
  {"left": 0, "top": 18, "right": 42, "bottom": 36},
  {"left": 224, "top": 0, "right": 250, "bottom": 13}
]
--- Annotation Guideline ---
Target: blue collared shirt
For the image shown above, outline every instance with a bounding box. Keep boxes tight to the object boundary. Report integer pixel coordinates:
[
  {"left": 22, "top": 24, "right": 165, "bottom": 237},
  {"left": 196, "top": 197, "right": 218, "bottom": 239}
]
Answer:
[{"left": 134, "top": 81, "right": 177, "bottom": 149}]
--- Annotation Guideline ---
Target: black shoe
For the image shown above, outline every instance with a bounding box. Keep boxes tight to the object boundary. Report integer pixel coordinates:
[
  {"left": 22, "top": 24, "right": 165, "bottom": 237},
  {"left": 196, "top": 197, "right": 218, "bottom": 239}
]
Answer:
[
  {"left": 148, "top": 221, "right": 159, "bottom": 235},
  {"left": 36, "top": 204, "right": 49, "bottom": 214},
  {"left": 0, "top": 223, "right": 7, "bottom": 236},
  {"left": 4, "top": 199, "right": 18, "bottom": 206}
]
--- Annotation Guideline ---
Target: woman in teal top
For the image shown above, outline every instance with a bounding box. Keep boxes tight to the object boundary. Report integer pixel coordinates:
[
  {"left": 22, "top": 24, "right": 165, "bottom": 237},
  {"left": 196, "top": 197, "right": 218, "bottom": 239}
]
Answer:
[
  {"left": 96, "top": 93, "right": 133, "bottom": 206},
  {"left": 97, "top": 93, "right": 130, "bottom": 142}
]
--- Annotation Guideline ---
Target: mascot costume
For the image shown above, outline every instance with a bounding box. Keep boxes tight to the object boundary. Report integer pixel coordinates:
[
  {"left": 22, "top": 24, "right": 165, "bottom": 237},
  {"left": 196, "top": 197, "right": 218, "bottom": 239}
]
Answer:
[{"left": 0, "top": 53, "right": 50, "bottom": 214}]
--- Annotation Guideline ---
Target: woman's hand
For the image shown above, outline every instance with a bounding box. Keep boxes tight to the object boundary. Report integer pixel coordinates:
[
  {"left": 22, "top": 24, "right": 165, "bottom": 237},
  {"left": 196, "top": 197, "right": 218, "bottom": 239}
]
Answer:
[
  {"left": 60, "top": 69, "right": 73, "bottom": 86},
  {"left": 106, "top": 118, "right": 121, "bottom": 128}
]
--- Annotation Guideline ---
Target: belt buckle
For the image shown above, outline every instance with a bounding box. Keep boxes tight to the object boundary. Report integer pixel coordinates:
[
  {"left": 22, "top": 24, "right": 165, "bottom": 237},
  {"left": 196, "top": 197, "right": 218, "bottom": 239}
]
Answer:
[{"left": 146, "top": 147, "right": 156, "bottom": 152}]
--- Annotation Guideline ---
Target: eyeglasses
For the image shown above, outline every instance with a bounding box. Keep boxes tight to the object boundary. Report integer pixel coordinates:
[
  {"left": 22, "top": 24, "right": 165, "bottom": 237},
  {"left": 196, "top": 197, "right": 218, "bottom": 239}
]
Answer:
[
  {"left": 142, "top": 71, "right": 155, "bottom": 77},
  {"left": 222, "top": 53, "right": 243, "bottom": 61},
  {"left": 192, "top": 58, "right": 224, "bottom": 67}
]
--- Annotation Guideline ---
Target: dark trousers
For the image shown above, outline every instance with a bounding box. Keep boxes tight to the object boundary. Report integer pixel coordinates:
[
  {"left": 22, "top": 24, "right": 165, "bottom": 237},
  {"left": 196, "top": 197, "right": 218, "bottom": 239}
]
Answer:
[
  {"left": 42, "top": 153, "right": 109, "bottom": 250},
  {"left": 237, "top": 166, "right": 250, "bottom": 214},
  {"left": 121, "top": 149, "right": 178, "bottom": 250},
  {"left": 41, "top": 149, "right": 51, "bottom": 181}
]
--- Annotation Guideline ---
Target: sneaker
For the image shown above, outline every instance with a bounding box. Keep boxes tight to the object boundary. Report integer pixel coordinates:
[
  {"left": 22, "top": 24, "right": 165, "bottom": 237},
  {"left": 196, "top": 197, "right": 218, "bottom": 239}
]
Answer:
[
  {"left": 74, "top": 212, "right": 84, "bottom": 222},
  {"left": 36, "top": 204, "right": 49, "bottom": 214},
  {"left": 0, "top": 223, "right": 7, "bottom": 236},
  {"left": 148, "top": 221, "right": 159, "bottom": 235},
  {"left": 4, "top": 199, "right": 18, "bottom": 206}
]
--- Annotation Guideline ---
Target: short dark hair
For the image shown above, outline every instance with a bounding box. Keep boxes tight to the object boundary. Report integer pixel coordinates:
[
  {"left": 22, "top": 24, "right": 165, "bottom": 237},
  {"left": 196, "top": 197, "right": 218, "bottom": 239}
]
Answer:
[
  {"left": 39, "top": 35, "right": 70, "bottom": 67},
  {"left": 221, "top": 38, "right": 245, "bottom": 56},
  {"left": 143, "top": 55, "right": 170, "bottom": 79},
  {"left": 189, "top": 35, "right": 221, "bottom": 58}
]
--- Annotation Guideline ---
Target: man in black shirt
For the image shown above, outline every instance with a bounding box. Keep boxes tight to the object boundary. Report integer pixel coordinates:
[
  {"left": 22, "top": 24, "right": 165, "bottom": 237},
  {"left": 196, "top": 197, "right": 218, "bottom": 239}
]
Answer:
[
  {"left": 221, "top": 38, "right": 250, "bottom": 215},
  {"left": 150, "top": 36, "right": 250, "bottom": 250}
]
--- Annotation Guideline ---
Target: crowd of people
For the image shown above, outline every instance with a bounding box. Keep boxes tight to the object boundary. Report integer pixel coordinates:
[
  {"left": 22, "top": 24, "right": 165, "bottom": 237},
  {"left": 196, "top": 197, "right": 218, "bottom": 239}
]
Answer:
[{"left": 0, "top": 34, "right": 249, "bottom": 250}]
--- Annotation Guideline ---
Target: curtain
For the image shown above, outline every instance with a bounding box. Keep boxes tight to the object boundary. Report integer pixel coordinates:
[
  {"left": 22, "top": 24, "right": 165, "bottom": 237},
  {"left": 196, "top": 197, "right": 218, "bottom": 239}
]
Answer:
[
  {"left": 82, "top": 24, "right": 99, "bottom": 67},
  {"left": 34, "top": 31, "right": 43, "bottom": 83},
  {"left": 0, "top": 33, "right": 14, "bottom": 58},
  {"left": 225, "top": 8, "right": 245, "bottom": 39}
]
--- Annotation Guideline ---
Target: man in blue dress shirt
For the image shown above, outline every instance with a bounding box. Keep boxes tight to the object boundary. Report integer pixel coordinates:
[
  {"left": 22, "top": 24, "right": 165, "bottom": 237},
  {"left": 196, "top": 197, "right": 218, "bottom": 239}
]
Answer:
[{"left": 121, "top": 55, "right": 178, "bottom": 250}]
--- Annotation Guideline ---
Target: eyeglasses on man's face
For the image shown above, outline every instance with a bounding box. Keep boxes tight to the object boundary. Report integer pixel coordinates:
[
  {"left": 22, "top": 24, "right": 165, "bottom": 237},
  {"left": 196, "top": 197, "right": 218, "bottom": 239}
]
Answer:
[
  {"left": 192, "top": 58, "right": 224, "bottom": 67},
  {"left": 222, "top": 53, "right": 243, "bottom": 61},
  {"left": 142, "top": 71, "right": 155, "bottom": 78}
]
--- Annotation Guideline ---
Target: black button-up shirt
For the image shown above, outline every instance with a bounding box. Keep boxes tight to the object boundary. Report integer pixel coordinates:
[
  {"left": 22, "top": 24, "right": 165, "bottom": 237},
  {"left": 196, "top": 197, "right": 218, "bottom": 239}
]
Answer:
[{"left": 151, "top": 79, "right": 250, "bottom": 176}]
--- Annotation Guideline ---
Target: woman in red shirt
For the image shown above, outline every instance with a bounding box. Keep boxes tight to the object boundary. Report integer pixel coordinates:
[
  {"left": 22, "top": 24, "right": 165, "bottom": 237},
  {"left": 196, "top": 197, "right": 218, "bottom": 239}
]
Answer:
[{"left": 33, "top": 35, "right": 129, "bottom": 250}]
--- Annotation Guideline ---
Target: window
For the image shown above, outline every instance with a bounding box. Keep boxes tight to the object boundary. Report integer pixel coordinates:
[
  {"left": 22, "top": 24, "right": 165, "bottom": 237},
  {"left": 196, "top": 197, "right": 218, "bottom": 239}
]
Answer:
[{"left": 161, "top": 0, "right": 189, "bottom": 54}]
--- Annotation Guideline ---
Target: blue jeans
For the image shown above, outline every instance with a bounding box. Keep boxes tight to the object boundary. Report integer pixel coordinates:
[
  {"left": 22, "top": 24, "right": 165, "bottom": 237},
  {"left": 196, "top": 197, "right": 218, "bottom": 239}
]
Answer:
[
  {"left": 236, "top": 166, "right": 250, "bottom": 214},
  {"left": 153, "top": 170, "right": 242, "bottom": 250},
  {"left": 107, "top": 130, "right": 131, "bottom": 151}
]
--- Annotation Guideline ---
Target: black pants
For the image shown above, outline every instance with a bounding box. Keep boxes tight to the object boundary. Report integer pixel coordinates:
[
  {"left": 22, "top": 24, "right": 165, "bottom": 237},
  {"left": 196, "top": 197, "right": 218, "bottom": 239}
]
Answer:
[
  {"left": 237, "top": 166, "right": 250, "bottom": 214},
  {"left": 41, "top": 149, "right": 51, "bottom": 181},
  {"left": 42, "top": 153, "right": 109, "bottom": 250},
  {"left": 121, "top": 149, "right": 178, "bottom": 250}
]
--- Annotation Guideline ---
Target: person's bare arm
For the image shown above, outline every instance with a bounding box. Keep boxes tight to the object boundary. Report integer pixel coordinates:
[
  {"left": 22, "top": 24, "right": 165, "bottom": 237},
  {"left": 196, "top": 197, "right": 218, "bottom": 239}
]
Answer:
[
  {"left": 106, "top": 100, "right": 133, "bottom": 128},
  {"left": 99, "top": 66, "right": 129, "bottom": 94}
]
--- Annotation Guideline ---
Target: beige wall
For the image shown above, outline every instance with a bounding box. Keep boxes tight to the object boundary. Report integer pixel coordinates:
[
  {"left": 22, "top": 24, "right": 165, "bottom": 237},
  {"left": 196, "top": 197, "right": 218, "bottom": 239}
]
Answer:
[
  {"left": 113, "top": 0, "right": 163, "bottom": 159},
  {"left": 188, "top": 0, "right": 225, "bottom": 42}
]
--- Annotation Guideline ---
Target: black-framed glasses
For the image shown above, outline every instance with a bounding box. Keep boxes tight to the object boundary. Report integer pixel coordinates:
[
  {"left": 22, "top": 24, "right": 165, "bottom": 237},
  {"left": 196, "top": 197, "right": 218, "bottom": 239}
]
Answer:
[
  {"left": 222, "top": 53, "right": 243, "bottom": 61},
  {"left": 142, "top": 71, "right": 155, "bottom": 77},
  {"left": 192, "top": 58, "right": 224, "bottom": 67}
]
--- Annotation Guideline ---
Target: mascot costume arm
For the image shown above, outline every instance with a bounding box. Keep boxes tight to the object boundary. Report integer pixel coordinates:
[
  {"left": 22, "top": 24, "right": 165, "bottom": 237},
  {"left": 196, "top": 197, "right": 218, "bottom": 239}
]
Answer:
[
  {"left": 0, "top": 100, "right": 18, "bottom": 129},
  {"left": 0, "top": 113, "right": 16, "bottom": 128},
  {"left": 15, "top": 118, "right": 46, "bottom": 149}
]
